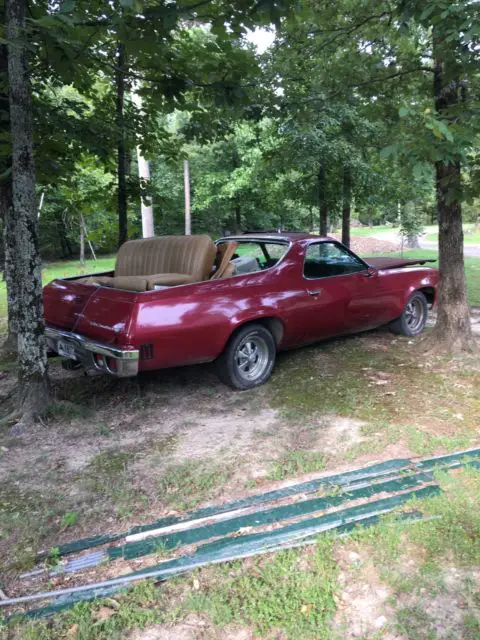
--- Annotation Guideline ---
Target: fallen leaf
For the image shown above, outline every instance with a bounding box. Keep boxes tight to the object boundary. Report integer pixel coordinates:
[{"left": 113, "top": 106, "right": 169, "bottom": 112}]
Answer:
[{"left": 66, "top": 624, "right": 79, "bottom": 637}]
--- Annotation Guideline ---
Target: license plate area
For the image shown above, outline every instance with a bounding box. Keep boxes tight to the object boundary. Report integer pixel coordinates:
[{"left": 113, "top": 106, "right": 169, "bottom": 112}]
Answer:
[{"left": 57, "top": 340, "right": 77, "bottom": 360}]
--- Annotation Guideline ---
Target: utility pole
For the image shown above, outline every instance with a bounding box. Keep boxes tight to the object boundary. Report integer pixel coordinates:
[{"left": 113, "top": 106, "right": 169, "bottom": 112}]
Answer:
[
  {"left": 184, "top": 159, "right": 191, "bottom": 235},
  {"left": 131, "top": 87, "right": 154, "bottom": 238}
]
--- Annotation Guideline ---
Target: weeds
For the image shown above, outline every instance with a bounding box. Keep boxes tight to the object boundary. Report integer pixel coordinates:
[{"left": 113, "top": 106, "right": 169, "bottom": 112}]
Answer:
[
  {"left": 158, "top": 460, "right": 230, "bottom": 511},
  {"left": 268, "top": 450, "right": 326, "bottom": 480},
  {"left": 186, "top": 537, "right": 338, "bottom": 639}
]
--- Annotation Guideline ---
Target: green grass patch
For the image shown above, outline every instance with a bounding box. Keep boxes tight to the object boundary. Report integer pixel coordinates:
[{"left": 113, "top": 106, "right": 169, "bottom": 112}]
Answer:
[
  {"left": 4, "top": 581, "right": 171, "bottom": 640},
  {"left": 185, "top": 537, "right": 338, "bottom": 639},
  {"left": 405, "top": 426, "right": 475, "bottom": 457},
  {"left": 82, "top": 450, "right": 144, "bottom": 519},
  {"left": 268, "top": 450, "right": 327, "bottom": 480},
  {"left": 158, "top": 460, "right": 231, "bottom": 511},
  {"left": 41, "top": 400, "right": 91, "bottom": 423},
  {"left": 424, "top": 224, "right": 480, "bottom": 244},
  {"left": 349, "top": 225, "right": 395, "bottom": 237},
  {"left": 0, "top": 484, "right": 66, "bottom": 572},
  {"left": 379, "top": 248, "right": 480, "bottom": 307},
  {"left": 268, "top": 337, "right": 480, "bottom": 449}
]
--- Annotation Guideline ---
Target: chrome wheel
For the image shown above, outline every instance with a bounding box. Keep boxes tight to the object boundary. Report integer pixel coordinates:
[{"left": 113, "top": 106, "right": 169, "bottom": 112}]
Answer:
[
  {"left": 405, "top": 297, "right": 425, "bottom": 332},
  {"left": 234, "top": 334, "right": 270, "bottom": 382}
]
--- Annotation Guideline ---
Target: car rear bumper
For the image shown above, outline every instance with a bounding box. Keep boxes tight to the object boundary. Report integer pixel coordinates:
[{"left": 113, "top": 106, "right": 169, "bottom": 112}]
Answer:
[{"left": 45, "top": 326, "right": 139, "bottom": 377}]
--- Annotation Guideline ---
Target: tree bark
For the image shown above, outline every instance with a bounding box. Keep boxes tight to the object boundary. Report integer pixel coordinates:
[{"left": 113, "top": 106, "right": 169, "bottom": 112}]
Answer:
[
  {"left": 0, "top": 178, "right": 18, "bottom": 355},
  {"left": 6, "top": 0, "right": 50, "bottom": 420},
  {"left": 234, "top": 199, "right": 241, "bottom": 234},
  {"left": 429, "top": 43, "right": 475, "bottom": 352},
  {"left": 318, "top": 164, "right": 328, "bottom": 236},
  {"left": 406, "top": 234, "right": 420, "bottom": 249},
  {"left": 0, "top": 9, "right": 17, "bottom": 356},
  {"left": 79, "top": 216, "right": 85, "bottom": 265},
  {"left": 342, "top": 165, "right": 351, "bottom": 248},
  {"left": 116, "top": 42, "right": 128, "bottom": 247}
]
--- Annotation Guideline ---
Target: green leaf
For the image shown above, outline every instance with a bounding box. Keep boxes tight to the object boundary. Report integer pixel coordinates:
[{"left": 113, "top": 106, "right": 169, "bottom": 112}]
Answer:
[
  {"left": 380, "top": 143, "right": 400, "bottom": 158},
  {"left": 399, "top": 106, "right": 410, "bottom": 118}
]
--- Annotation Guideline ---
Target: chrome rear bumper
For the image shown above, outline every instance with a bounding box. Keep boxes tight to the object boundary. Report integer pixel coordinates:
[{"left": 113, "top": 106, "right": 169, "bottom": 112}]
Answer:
[{"left": 45, "top": 327, "right": 139, "bottom": 377}]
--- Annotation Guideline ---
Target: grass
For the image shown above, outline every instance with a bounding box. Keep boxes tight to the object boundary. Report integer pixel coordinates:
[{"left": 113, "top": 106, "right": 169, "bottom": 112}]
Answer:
[
  {"left": 158, "top": 460, "right": 231, "bottom": 511},
  {"left": 349, "top": 224, "right": 394, "bottom": 237},
  {"left": 268, "top": 450, "right": 327, "bottom": 480},
  {"left": 269, "top": 336, "right": 480, "bottom": 428},
  {"left": 384, "top": 248, "right": 480, "bottom": 306},
  {"left": 185, "top": 537, "right": 338, "bottom": 639},
  {"left": 424, "top": 223, "right": 480, "bottom": 244},
  {"left": 0, "top": 483, "right": 66, "bottom": 573},
  {"left": 5, "top": 469, "right": 480, "bottom": 639},
  {"left": 82, "top": 449, "right": 145, "bottom": 520}
]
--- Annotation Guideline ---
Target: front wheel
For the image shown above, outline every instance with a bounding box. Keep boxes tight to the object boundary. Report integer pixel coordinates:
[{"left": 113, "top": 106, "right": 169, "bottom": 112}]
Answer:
[
  {"left": 389, "top": 291, "right": 428, "bottom": 337},
  {"left": 216, "top": 324, "right": 276, "bottom": 390}
]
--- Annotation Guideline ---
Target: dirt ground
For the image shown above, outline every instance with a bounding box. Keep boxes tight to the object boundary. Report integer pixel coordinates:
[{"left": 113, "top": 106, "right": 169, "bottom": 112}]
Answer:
[{"left": 1, "top": 325, "right": 479, "bottom": 638}]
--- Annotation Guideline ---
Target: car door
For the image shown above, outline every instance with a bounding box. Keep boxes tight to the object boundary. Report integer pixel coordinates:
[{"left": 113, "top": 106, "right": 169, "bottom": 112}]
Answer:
[{"left": 293, "top": 241, "right": 367, "bottom": 344}]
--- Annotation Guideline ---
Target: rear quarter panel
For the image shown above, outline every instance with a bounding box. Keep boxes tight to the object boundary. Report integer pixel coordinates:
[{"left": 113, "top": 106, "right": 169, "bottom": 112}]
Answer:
[
  {"left": 131, "top": 249, "right": 303, "bottom": 370},
  {"left": 375, "top": 266, "right": 439, "bottom": 324}
]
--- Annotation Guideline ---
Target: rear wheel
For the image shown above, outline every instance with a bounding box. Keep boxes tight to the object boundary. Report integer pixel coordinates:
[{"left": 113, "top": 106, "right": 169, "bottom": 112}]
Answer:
[
  {"left": 216, "top": 324, "right": 276, "bottom": 390},
  {"left": 389, "top": 291, "right": 428, "bottom": 336}
]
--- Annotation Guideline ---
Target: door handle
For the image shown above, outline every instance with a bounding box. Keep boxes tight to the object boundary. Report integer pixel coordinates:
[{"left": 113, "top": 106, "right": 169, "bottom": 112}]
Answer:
[{"left": 307, "top": 290, "right": 321, "bottom": 296}]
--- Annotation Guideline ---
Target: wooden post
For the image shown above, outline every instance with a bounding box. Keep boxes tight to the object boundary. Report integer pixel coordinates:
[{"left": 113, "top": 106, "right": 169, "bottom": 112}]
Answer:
[{"left": 184, "top": 159, "right": 191, "bottom": 235}]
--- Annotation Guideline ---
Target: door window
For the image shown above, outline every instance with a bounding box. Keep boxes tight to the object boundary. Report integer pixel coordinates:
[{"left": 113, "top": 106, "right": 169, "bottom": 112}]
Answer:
[{"left": 304, "top": 242, "right": 366, "bottom": 279}]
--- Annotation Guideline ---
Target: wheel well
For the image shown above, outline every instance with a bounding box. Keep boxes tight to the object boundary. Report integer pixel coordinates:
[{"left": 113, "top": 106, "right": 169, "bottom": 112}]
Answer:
[
  {"left": 418, "top": 287, "right": 435, "bottom": 306},
  {"left": 232, "top": 317, "right": 284, "bottom": 346}
]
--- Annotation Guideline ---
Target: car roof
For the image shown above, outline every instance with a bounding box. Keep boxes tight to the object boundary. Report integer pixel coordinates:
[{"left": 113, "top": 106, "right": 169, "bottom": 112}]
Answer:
[{"left": 218, "top": 232, "right": 332, "bottom": 244}]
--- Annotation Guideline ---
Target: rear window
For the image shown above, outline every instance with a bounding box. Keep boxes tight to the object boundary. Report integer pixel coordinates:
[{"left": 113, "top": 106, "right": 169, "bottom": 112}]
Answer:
[{"left": 226, "top": 241, "right": 289, "bottom": 273}]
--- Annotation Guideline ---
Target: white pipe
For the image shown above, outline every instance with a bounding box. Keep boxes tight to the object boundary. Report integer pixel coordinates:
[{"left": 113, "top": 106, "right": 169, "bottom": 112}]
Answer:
[
  {"left": 131, "top": 88, "right": 154, "bottom": 238},
  {"left": 184, "top": 159, "right": 191, "bottom": 235}
]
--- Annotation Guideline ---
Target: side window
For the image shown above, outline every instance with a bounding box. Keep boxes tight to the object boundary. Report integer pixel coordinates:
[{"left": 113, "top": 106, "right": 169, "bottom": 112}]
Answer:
[{"left": 304, "top": 242, "right": 366, "bottom": 279}]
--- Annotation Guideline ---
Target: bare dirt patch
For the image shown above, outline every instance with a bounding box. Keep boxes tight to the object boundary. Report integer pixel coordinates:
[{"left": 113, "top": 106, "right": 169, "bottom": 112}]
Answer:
[
  {"left": 331, "top": 234, "right": 400, "bottom": 254},
  {"left": 333, "top": 545, "right": 396, "bottom": 639},
  {"left": 129, "top": 617, "right": 255, "bottom": 640}
]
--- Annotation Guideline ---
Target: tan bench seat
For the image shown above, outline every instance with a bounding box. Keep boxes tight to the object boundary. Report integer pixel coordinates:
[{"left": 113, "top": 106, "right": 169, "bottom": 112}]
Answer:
[{"left": 76, "top": 235, "right": 217, "bottom": 291}]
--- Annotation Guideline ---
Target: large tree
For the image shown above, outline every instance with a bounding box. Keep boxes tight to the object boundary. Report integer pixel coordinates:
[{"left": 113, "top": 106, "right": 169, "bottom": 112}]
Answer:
[
  {"left": 1, "top": 0, "right": 293, "bottom": 424},
  {"left": 5, "top": 0, "right": 49, "bottom": 425},
  {"left": 274, "top": 0, "right": 479, "bottom": 352}
]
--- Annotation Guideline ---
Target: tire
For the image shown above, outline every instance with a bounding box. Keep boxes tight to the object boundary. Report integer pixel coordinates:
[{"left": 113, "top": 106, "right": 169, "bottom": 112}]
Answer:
[
  {"left": 216, "top": 324, "right": 276, "bottom": 390},
  {"left": 389, "top": 291, "right": 428, "bottom": 337}
]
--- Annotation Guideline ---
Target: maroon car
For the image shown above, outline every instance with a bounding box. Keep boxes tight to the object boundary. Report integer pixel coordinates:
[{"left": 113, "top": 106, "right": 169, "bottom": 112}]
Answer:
[{"left": 43, "top": 233, "right": 438, "bottom": 389}]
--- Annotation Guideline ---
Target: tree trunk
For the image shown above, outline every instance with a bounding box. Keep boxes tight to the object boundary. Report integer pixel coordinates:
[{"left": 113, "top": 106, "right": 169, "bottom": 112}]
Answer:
[
  {"left": 6, "top": 0, "right": 50, "bottom": 421},
  {"left": 429, "top": 44, "right": 475, "bottom": 352},
  {"left": 234, "top": 197, "right": 241, "bottom": 234},
  {"left": 79, "top": 216, "right": 85, "bottom": 265},
  {"left": 318, "top": 164, "right": 328, "bottom": 236},
  {"left": 116, "top": 42, "right": 128, "bottom": 247},
  {"left": 0, "top": 10, "right": 17, "bottom": 356},
  {"left": 342, "top": 165, "right": 351, "bottom": 248},
  {"left": 406, "top": 234, "right": 420, "bottom": 249},
  {"left": 0, "top": 178, "right": 18, "bottom": 355}
]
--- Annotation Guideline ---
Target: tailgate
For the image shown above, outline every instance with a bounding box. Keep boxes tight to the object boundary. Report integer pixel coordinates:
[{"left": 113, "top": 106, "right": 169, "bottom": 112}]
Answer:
[{"left": 43, "top": 279, "right": 137, "bottom": 345}]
